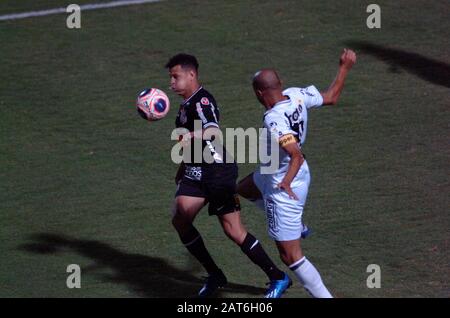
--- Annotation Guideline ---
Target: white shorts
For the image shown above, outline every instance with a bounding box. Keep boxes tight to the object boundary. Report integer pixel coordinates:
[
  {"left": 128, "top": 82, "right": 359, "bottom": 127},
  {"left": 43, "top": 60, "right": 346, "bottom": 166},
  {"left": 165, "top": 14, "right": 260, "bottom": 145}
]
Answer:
[{"left": 253, "top": 162, "right": 311, "bottom": 241}]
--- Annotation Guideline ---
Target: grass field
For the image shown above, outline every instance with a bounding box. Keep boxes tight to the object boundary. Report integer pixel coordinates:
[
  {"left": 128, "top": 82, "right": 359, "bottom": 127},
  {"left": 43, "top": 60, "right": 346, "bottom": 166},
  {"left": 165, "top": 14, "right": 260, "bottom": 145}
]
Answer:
[{"left": 0, "top": 0, "right": 449, "bottom": 298}]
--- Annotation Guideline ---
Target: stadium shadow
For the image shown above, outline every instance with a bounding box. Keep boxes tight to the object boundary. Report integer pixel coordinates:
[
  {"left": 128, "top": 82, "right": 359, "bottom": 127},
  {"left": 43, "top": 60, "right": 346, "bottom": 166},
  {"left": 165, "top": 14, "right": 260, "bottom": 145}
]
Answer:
[
  {"left": 20, "top": 233, "right": 266, "bottom": 298},
  {"left": 346, "top": 40, "right": 450, "bottom": 88}
]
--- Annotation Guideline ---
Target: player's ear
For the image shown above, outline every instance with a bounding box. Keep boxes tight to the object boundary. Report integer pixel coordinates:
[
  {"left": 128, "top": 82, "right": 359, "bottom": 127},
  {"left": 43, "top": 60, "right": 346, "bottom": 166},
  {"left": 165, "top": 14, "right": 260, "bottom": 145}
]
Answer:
[
  {"left": 189, "top": 69, "right": 197, "bottom": 80},
  {"left": 254, "top": 89, "right": 265, "bottom": 104}
]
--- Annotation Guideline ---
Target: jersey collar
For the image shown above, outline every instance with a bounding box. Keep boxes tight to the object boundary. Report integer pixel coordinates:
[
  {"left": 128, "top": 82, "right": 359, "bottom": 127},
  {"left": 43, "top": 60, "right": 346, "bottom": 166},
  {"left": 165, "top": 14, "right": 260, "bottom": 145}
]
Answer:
[
  {"left": 182, "top": 86, "right": 203, "bottom": 106},
  {"left": 264, "top": 96, "right": 290, "bottom": 115}
]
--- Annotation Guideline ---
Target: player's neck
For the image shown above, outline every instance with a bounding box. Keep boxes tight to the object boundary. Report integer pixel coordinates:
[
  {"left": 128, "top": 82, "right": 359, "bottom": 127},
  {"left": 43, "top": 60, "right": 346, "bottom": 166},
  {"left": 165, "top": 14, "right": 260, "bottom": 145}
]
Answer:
[
  {"left": 266, "top": 93, "right": 288, "bottom": 110},
  {"left": 182, "top": 83, "right": 202, "bottom": 100}
]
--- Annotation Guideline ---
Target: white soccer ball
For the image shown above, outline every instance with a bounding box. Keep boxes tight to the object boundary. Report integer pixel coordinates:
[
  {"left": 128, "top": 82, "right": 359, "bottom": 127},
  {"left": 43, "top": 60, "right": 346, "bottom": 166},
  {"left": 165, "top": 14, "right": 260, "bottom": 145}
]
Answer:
[{"left": 136, "top": 88, "right": 170, "bottom": 121}]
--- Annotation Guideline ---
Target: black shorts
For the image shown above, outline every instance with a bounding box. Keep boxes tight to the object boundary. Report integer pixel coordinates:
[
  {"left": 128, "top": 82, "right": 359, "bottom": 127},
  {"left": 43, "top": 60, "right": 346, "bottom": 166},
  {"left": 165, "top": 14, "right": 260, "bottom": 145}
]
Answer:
[{"left": 175, "top": 164, "right": 241, "bottom": 216}]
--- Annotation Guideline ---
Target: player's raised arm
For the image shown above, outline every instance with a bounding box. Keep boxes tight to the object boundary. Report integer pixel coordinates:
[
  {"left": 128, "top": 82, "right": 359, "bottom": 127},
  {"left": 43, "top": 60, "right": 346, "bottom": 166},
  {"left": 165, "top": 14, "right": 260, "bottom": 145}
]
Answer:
[{"left": 321, "top": 48, "right": 356, "bottom": 106}]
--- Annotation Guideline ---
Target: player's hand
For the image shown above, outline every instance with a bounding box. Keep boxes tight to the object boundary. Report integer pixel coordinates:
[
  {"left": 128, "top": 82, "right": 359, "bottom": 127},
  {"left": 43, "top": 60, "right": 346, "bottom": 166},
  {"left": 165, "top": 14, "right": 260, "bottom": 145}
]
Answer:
[
  {"left": 339, "top": 48, "right": 356, "bottom": 70},
  {"left": 277, "top": 180, "right": 299, "bottom": 200}
]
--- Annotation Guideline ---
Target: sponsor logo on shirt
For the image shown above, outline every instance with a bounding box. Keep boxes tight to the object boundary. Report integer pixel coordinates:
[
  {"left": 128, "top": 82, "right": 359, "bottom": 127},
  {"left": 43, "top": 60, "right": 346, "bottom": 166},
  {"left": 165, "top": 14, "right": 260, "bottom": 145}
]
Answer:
[{"left": 185, "top": 166, "right": 202, "bottom": 181}]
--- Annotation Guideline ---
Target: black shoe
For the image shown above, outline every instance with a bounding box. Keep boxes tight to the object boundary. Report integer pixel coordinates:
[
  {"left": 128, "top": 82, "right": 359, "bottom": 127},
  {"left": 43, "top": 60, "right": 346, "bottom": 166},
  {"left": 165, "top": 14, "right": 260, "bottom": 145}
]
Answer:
[{"left": 198, "top": 270, "right": 228, "bottom": 297}]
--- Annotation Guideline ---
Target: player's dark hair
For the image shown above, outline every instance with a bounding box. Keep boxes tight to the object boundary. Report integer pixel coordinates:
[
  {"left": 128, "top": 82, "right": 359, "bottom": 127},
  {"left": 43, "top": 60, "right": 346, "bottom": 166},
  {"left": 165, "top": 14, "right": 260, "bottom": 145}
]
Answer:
[{"left": 165, "top": 53, "right": 199, "bottom": 72}]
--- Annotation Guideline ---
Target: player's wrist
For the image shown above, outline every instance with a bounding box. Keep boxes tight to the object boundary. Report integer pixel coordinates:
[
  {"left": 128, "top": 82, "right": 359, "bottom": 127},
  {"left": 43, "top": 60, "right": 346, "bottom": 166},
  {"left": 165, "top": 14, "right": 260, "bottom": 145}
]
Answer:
[{"left": 338, "top": 65, "right": 350, "bottom": 73}]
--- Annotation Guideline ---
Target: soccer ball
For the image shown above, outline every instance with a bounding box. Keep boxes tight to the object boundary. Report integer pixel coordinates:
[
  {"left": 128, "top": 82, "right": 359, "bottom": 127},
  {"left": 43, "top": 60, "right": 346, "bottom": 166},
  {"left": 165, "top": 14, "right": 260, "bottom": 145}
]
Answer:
[{"left": 136, "top": 88, "right": 170, "bottom": 121}]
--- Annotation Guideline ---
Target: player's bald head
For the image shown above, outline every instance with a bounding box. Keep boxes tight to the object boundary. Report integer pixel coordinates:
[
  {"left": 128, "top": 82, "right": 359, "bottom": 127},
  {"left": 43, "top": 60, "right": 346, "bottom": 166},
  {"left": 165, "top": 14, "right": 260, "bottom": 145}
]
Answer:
[{"left": 252, "top": 69, "right": 282, "bottom": 92}]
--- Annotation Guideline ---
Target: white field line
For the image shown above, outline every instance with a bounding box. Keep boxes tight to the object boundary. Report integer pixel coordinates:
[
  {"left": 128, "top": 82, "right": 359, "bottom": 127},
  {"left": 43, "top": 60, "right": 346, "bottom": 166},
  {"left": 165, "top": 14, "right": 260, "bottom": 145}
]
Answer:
[{"left": 0, "top": 0, "right": 163, "bottom": 21}]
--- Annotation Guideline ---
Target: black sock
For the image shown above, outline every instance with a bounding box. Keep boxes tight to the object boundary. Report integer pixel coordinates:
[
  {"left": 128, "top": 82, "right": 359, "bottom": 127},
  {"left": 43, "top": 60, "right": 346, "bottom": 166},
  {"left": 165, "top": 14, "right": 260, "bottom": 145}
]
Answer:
[
  {"left": 240, "top": 232, "right": 284, "bottom": 281},
  {"left": 179, "top": 226, "right": 221, "bottom": 275}
]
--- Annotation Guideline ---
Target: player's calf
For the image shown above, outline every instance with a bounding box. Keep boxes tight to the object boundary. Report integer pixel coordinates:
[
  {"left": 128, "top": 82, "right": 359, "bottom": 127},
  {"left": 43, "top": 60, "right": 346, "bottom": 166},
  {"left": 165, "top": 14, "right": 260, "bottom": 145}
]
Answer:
[{"left": 218, "top": 211, "right": 247, "bottom": 245}]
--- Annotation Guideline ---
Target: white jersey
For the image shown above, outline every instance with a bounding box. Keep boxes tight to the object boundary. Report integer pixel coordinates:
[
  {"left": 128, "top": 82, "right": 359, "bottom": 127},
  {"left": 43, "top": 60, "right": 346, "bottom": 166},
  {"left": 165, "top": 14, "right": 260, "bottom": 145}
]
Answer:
[{"left": 259, "top": 85, "right": 323, "bottom": 187}]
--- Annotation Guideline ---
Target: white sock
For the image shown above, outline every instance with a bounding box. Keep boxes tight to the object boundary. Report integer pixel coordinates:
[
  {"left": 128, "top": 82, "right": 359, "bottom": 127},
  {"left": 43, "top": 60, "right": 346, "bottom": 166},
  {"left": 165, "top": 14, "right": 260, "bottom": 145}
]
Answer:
[
  {"left": 250, "top": 199, "right": 265, "bottom": 211},
  {"left": 289, "top": 256, "right": 333, "bottom": 298}
]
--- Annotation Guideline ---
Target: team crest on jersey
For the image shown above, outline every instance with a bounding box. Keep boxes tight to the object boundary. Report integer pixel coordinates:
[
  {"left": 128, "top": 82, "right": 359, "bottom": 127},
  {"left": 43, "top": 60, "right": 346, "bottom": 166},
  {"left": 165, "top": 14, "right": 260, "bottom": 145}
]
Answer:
[
  {"left": 201, "top": 97, "right": 210, "bottom": 106},
  {"left": 179, "top": 108, "right": 187, "bottom": 124}
]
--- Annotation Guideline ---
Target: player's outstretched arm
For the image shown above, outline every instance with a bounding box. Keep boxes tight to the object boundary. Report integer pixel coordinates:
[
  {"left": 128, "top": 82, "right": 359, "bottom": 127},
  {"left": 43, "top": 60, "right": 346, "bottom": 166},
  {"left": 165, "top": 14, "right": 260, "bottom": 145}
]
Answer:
[{"left": 321, "top": 48, "right": 356, "bottom": 106}]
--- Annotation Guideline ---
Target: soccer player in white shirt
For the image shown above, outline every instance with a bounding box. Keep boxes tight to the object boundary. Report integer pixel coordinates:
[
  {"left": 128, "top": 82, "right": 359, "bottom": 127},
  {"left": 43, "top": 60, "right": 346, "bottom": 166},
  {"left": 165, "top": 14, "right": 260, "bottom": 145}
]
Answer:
[{"left": 238, "top": 49, "right": 356, "bottom": 298}]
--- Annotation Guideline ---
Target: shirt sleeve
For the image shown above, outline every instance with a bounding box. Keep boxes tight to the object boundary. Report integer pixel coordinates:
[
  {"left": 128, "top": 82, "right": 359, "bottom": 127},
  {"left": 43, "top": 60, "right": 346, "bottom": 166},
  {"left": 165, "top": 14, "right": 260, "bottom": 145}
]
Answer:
[
  {"left": 264, "top": 112, "right": 297, "bottom": 141},
  {"left": 195, "top": 97, "right": 219, "bottom": 129},
  {"left": 298, "top": 85, "right": 323, "bottom": 109}
]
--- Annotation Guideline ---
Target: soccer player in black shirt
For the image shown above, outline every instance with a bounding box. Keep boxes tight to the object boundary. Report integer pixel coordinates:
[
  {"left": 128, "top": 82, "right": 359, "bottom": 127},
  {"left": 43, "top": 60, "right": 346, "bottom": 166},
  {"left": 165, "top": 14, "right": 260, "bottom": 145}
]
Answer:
[{"left": 166, "top": 54, "right": 290, "bottom": 298}]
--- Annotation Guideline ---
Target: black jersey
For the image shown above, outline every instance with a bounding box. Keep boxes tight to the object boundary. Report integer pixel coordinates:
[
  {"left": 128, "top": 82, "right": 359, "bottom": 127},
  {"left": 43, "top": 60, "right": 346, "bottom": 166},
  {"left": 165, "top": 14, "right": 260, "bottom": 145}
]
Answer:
[
  {"left": 175, "top": 87, "right": 235, "bottom": 181},
  {"left": 175, "top": 87, "right": 220, "bottom": 131}
]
